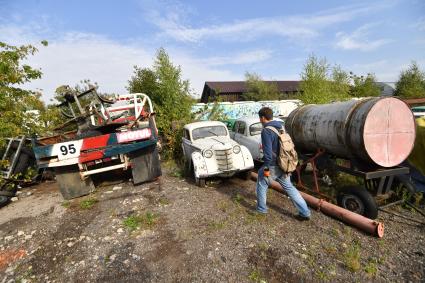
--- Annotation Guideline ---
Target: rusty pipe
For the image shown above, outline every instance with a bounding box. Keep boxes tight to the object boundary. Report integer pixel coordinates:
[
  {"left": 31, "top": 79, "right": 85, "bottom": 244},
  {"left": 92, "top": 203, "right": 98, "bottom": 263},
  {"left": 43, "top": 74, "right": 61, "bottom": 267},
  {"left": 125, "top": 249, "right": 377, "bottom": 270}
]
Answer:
[{"left": 251, "top": 172, "right": 384, "bottom": 238}]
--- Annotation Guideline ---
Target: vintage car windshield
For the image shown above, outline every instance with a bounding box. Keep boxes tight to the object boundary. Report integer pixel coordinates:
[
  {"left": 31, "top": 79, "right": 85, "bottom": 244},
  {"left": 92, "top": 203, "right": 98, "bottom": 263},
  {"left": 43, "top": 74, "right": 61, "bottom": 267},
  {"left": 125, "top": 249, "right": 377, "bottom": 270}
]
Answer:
[
  {"left": 249, "top": 123, "right": 263, "bottom": 136},
  {"left": 192, "top": 126, "right": 228, "bottom": 140}
]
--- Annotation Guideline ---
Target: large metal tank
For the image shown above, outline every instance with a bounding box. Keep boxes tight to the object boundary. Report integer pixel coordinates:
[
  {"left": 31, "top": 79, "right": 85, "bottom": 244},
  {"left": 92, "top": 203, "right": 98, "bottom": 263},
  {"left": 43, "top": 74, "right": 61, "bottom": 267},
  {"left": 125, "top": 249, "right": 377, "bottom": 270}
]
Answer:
[{"left": 285, "top": 97, "right": 416, "bottom": 167}]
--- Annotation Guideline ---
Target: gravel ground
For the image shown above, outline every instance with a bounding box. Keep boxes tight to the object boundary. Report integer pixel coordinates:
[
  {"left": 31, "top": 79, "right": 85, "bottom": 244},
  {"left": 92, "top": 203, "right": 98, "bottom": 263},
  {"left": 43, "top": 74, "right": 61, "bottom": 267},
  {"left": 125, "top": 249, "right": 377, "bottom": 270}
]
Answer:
[{"left": 0, "top": 166, "right": 424, "bottom": 282}]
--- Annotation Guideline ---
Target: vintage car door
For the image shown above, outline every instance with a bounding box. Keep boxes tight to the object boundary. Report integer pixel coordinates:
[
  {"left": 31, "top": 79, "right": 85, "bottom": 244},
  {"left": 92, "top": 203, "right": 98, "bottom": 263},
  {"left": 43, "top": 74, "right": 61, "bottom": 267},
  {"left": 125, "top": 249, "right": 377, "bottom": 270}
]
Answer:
[
  {"left": 244, "top": 122, "right": 263, "bottom": 161},
  {"left": 232, "top": 121, "right": 246, "bottom": 143},
  {"left": 182, "top": 128, "right": 194, "bottom": 161},
  {"left": 230, "top": 121, "right": 239, "bottom": 140}
]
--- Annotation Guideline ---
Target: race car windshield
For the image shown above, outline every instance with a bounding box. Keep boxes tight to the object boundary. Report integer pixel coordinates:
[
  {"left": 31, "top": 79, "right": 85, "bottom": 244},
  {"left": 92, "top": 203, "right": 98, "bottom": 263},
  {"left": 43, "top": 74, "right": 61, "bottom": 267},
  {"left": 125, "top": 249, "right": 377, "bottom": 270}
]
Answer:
[{"left": 192, "top": 126, "right": 228, "bottom": 140}]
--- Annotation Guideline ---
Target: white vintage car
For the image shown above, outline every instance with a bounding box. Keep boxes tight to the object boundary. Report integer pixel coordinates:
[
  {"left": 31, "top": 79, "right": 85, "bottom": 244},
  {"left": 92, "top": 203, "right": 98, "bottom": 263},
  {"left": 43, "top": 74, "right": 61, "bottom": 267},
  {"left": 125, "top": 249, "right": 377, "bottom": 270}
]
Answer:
[
  {"left": 230, "top": 117, "right": 285, "bottom": 162},
  {"left": 182, "top": 121, "right": 254, "bottom": 187}
]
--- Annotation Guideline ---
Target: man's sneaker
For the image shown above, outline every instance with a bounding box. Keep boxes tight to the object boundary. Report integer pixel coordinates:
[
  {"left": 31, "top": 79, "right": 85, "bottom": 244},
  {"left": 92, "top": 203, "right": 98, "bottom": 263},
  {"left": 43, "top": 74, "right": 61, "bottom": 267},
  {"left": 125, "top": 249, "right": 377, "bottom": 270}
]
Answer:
[{"left": 295, "top": 214, "right": 310, "bottom": 221}]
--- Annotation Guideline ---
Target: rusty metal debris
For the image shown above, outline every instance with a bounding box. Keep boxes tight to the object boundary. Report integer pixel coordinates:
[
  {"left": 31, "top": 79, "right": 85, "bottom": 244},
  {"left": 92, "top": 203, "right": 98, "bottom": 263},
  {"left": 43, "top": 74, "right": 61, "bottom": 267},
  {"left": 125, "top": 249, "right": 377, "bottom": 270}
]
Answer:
[{"left": 251, "top": 172, "right": 385, "bottom": 238}]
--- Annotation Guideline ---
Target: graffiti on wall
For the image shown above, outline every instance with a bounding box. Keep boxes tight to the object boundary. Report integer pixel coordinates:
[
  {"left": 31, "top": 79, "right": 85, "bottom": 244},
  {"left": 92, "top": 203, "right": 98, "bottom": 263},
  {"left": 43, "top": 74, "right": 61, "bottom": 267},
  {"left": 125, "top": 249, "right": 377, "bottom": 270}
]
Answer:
[{"left": 192, "top": 100, "right": 301, "bottom": 120}]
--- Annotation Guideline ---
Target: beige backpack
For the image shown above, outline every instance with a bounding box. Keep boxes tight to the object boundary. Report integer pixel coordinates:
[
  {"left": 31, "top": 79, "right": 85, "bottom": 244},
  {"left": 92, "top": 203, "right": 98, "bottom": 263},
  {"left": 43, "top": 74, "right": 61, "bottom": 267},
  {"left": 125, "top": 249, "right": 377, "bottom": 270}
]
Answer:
[{"left": 266, "top": 126, "right": 298, "bottom": 173}]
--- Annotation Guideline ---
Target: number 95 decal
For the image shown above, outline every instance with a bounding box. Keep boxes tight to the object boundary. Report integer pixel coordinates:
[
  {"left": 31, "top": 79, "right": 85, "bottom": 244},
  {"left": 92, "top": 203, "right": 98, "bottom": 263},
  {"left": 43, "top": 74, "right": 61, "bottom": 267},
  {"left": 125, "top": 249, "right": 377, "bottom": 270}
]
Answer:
[
  {"left": 55, "top": 140, "right": 82, "bottom": 160},
  {"left": 60, "top": 144, "right": 76, "bottom": 155}
]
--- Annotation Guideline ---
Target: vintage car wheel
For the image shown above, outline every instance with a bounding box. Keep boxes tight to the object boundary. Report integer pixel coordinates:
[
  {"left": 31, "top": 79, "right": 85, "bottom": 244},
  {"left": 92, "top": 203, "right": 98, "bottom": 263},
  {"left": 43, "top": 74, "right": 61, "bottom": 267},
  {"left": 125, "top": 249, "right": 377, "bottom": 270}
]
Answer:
[
  {"left": 337, "top": 186, "right": 378, "bottom": 219},
  {"left": 0, "top": 195, "right": 10, "bottom": 208},
  {"left": 195, "top": 177, "right": 206, "bottom": 187}
]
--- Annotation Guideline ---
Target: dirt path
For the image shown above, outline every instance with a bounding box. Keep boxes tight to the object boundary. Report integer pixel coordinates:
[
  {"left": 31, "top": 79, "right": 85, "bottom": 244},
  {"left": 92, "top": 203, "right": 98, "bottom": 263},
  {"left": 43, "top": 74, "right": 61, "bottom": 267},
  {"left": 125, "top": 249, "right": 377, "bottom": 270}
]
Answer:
[{"left": 0, "top": 168, "right": 424, "bottom": 282}]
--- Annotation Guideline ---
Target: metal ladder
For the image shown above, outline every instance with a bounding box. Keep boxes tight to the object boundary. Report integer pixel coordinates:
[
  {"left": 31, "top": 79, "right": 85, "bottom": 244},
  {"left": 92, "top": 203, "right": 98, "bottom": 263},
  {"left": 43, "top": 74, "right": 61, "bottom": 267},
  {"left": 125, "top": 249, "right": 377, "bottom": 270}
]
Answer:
[{"left": 1, "top": 136, "right": 26, "bottom": 178}]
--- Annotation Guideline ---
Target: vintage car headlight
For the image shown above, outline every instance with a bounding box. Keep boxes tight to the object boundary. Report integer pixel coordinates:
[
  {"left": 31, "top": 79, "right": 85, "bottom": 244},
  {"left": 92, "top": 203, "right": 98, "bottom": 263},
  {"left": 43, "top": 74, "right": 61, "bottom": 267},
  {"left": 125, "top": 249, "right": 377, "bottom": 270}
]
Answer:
[
  {"left": 203, "top": 149, "right": 213, "bottom": 158},
  {"left": 233, "top": 145, "right": 241, "bottom": 154}
]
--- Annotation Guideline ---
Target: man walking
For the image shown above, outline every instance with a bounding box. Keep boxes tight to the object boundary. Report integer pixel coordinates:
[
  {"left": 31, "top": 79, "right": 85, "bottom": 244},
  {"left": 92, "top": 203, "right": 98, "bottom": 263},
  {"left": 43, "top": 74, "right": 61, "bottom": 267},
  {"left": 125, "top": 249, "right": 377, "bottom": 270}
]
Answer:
[{"left": 256, "top": 107, "right": 311, "bottom": 220}]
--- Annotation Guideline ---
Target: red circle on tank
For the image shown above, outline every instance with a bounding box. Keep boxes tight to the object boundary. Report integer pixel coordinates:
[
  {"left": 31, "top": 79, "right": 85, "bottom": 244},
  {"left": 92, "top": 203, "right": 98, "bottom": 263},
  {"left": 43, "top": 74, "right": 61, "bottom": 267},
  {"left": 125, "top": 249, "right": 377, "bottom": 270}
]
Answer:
[{"left": 363, "top": 98, "right": 416, "bottom": 167}]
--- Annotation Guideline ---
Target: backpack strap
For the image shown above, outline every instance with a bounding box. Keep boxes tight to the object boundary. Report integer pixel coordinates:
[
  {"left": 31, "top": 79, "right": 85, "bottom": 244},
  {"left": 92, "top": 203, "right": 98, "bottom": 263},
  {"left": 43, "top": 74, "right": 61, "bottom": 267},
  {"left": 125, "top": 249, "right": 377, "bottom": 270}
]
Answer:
[{"left": 265, "top": 126, "right": 281, "bottom": 135}]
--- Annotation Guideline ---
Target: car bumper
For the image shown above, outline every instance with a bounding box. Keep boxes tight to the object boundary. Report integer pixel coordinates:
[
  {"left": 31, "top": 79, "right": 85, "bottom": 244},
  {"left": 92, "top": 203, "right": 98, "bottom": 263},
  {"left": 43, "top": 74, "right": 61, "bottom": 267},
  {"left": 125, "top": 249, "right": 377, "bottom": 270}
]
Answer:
[{"left": 199, "top": 165, "right": 253, "bottom": 178}]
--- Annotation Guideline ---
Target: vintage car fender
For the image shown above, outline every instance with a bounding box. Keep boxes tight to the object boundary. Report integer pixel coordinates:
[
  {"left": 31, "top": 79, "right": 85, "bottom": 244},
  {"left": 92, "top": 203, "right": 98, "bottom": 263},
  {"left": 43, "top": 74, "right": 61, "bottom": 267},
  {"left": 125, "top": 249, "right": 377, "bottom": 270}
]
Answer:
[
  {"left": 239, "top": 145, "right": 255, "bottom": 168},
  {"left": 191, "top": 151, "right": 208, "bottom": 178}
]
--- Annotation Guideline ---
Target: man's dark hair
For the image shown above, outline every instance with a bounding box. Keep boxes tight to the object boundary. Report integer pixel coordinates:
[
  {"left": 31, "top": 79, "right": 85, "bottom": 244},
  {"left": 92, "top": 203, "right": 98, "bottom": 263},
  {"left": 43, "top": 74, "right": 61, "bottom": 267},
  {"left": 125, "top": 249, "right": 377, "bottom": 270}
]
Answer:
[{"left": 258, "top": 107, "right": 273, "bottom": 120}]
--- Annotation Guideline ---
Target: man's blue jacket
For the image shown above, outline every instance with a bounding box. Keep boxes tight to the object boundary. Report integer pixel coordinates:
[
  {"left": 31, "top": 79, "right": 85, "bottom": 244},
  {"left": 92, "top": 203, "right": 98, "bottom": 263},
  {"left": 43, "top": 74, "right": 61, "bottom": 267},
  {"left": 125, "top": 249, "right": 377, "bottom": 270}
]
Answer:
[{"left": 261, "top": 120, "right": 282, "bottom": 167}]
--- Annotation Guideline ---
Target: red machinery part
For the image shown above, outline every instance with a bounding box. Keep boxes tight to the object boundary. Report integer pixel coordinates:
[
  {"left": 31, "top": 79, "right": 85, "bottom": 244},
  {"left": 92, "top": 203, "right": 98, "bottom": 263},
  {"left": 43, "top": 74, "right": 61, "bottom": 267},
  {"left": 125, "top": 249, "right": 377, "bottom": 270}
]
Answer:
[
  {"left": 251, "top": 172, "right": 384, "bottom": 238},
  {"left": 285, "top": 97, "right": 416, "bottom": 168}
]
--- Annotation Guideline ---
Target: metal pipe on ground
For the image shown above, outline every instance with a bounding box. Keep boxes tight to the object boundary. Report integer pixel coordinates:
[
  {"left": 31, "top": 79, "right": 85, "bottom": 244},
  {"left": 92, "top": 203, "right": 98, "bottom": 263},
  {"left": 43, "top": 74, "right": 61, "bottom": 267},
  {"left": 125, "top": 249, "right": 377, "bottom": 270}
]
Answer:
[{"left": 251, "top": 172, "right": 384, "bottom": 238}]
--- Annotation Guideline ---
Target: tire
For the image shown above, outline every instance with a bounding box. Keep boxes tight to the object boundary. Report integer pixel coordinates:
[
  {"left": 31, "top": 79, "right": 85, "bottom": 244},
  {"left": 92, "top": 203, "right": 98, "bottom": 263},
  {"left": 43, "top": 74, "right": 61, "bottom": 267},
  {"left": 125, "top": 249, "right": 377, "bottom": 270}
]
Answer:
[
  {"left": 0, "top": 189, "right": 17, "bottom": 197},
  {"left": 195, "top": 176, "right": 206, "bottom": 187},
  {"left": 130, "top": 145, "right": 162, "bottom": 185},
  {"left": 8, "top": 142, "right": 35, "bottom": 176},
  {"left": 191, "top": 159, "right": 206, "bottom": 187},
  {"left": 393, "top": 175, "right": 416, "bottom": 200},
  {"left": 0, "top": 195, "right": 10, "bottom": 208},
  {"left": 337, "top": 186, "right": 378, "bottom": 219},
  {"left": 55, "top": 165, "right": 95, "bottom": 200},
  {"left": 237, "top": 170, "right": 252, "bottom": 181}
]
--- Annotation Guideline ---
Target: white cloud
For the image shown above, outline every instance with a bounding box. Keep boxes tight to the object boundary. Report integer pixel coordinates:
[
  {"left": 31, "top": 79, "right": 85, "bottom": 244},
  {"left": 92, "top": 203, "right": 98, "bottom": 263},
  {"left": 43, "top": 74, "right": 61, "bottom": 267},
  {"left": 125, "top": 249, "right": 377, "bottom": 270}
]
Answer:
[
  {"left": 145, "top": 2, "right": 393, "bottom": 43},
  {"left": 0, "top": 24, "right": 247, "bottom": 101},
  {"left": 335, "top": 24, "right": 392, "bottom": 51},
  {"left": 199, "top": 50, "right": 273, "bottom": 66}
]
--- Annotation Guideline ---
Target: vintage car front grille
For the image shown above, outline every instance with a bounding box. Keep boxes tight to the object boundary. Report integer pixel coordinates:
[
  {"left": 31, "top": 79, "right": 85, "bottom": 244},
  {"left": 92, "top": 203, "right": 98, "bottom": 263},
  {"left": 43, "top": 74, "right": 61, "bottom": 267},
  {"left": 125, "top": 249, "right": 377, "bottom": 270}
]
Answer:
[{"left": 215, "top": 148, "right": 233, "bottom": 170}]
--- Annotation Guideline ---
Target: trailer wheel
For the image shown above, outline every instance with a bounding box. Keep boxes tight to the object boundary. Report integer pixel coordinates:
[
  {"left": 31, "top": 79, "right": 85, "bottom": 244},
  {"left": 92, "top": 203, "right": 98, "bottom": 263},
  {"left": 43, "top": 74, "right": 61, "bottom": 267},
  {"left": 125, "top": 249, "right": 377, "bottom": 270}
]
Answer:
[
  {"left": 337, "top": 186, "right": 378, "bottom": 219},
  {"left": 0, "top": 195, "right": 10, "bottom": 208},
  {"left": 393, "top": 175, "right": 416, "bottom": 201}
]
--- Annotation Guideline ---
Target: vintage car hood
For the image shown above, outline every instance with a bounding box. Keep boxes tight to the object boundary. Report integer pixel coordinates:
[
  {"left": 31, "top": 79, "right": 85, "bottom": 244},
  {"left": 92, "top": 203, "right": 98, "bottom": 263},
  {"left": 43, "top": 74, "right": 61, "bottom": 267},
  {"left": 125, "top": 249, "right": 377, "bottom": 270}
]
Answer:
[{"left": 192, "top": 137, "right": 239, "bottom": 150}]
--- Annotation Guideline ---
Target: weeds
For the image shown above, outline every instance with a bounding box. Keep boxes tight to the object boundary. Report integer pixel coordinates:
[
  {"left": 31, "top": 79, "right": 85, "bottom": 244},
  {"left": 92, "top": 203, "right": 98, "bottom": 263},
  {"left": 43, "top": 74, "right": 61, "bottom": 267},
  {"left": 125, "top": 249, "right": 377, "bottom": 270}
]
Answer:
[
  {"left": 207, "top": 220, "right": 227, "bottom": 231},
  {"left": 164, "top": 159, "right": 185, "bottom": 178},
  {"left": 344, "top": 241, "right": 361, "bottom": 272},
  {"left": 316, "top": 269, "right": 329, "bottom": 281},
  {"left": 245, "top": 212, "right": 266, "bottom": 224},
  {"left": 364, "top": 258, "right": 378, "bottom": 276},
  {"left": 158, "top": 197, "right": 170, "bottom": 206},
  {"left": 123, "top": 211, "right": 158, "bottom": 231},
  {"left": 79, "top": 198, "right": 98, "bottom": 209},
  {"left": 330, "top": 228, "right": 339, "bottom": 237},
  {"left": 335, "top": 173, "right": 362, "bottom": 187},
  {"left": 233, "top": 193, "right": 244, "bottom": 205},
  {"left": 217, "top": 200, "right": 230, "bottom": 212},
  {"left": 248, "top": 269, "right": 267, "bottom": 283},
  {"left": 61, "top": 201, "right": 71, "bottom": 208}
]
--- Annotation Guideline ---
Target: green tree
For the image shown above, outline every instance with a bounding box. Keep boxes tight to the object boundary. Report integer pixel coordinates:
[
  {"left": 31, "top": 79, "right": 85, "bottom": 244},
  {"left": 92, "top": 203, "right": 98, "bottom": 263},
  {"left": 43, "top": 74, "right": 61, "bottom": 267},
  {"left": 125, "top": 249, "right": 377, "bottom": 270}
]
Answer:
[
  {"left": 349, "top": 73, "right": 381, "bottom": 98},
  {"left": 331, "top": 65, "right": 351, "bottom": 96},
  {"left": 394, "top": 61, "right": 425, "bottom": 98},
  {"left": 242, "top": 72, "right": 279, "bottom": 101},
  {"left": 299, "top": 54, "right": 350, "bottom": 104},
  {"left": 128, "top": 68, "right": 158, "bottom": 97},
  {"left": 0, "top": 41, "right": 48, "bottom": 141},
  {"left": 128, "top": 48, "right": 195, "bottom": 160}
]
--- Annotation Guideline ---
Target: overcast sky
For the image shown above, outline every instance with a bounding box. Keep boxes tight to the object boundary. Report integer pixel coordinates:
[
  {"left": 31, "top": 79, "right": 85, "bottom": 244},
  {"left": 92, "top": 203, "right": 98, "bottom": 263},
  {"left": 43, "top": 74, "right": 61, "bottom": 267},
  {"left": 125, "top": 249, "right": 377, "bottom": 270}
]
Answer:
[{"left": 1, "top": 0, "right": 424, "bottom": 102}]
